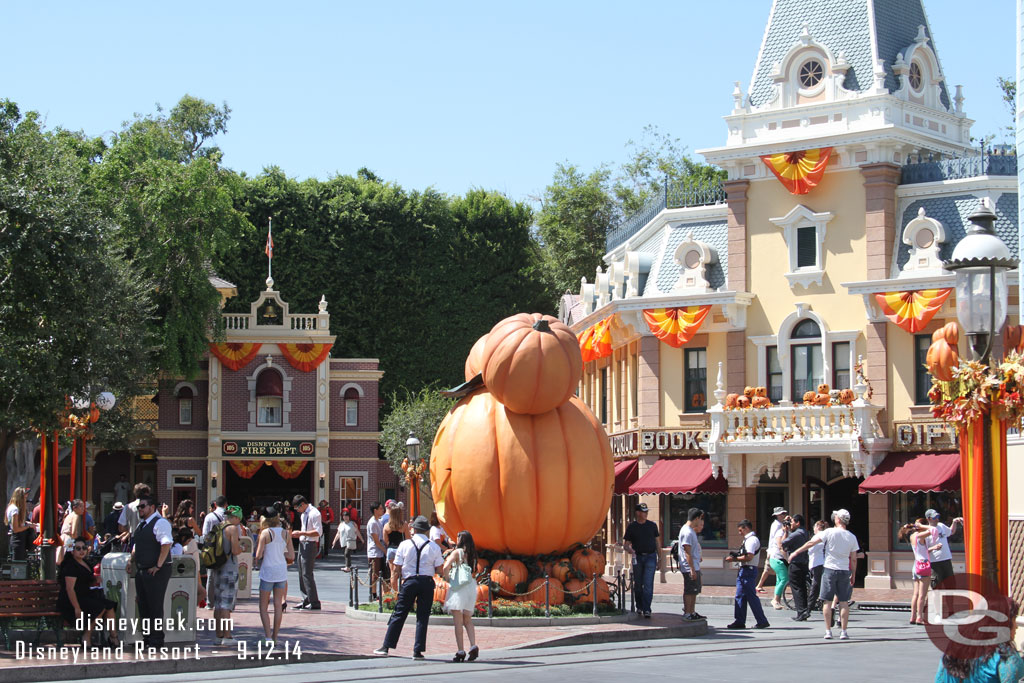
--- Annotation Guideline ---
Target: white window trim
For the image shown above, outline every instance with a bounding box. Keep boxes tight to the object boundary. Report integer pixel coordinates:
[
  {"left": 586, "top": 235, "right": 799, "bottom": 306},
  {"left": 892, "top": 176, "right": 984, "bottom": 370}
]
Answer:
[
  {"left": 256, "top": 396, "right": 284, "bottom": 427},
  {"left": 335, "top": 471, "right": 368, "bottom": 523},
  {"left": 166, "top": 469, "right": 203, "bottom": 492},
  {"left": 769, "top": 205, "right": 835, "bottom": 290},
  {"left": 338, "top": 383, "right": 365, "bottom": 398},
  {"left": 248, "top": 362, "right": 293, "bottom": 430}
]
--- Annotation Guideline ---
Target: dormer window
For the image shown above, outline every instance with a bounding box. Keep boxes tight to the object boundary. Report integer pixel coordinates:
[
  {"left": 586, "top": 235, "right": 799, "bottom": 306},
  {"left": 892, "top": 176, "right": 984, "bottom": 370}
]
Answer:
[
  {"left": 796, "top": 226, "right": 817, "bottom": 268},
  {"left": 798, "top": 59, "right": 824, "bottom": 88},
  {"left": 770, "top": 204, "right": 835, "bottom": 289},
  {"left": 909, "top": 61, "right": 923, "bottom": 91},
  {"left": 256, "top": 369, "right": 283, "bottom": 427}
]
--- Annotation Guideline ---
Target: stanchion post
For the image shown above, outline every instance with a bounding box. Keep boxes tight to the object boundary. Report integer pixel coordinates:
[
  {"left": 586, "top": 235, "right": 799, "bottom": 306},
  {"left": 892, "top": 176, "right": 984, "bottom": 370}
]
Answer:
[
  {"left": 544, "top": 573, "right": 550, "bottom": 618},
  {"left": 348, "top": 567, "right": 354, "bottom": 607},
  {"left": 592, "top": 573, "right": 598, "bottom": 616},
  {"left": 629, "top": 568, "right": 635, "bottom": 614},
  {"left": 487, "top": 581, "right": 493, "bottom": 619},
  {"left": 353, "top": 567, "right": 360, "bottom": 608},
  {"left": 378, "top": 574, "right": 384, "bottom": 613}
]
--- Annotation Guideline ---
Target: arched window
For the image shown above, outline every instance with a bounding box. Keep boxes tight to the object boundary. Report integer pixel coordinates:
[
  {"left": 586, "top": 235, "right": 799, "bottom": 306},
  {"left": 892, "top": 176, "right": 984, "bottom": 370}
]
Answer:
[
  {"left": 177, "top": 386, "right": 193, "bottom": 426},
  {"left": 344, "top": 387, "right": 359, "bottom": 427},
  {"left": 790, "top": 320, "right": 823, "bottom": 398},
  {"left": 256, "top": 369, "right": 283, "bottom": 427}
]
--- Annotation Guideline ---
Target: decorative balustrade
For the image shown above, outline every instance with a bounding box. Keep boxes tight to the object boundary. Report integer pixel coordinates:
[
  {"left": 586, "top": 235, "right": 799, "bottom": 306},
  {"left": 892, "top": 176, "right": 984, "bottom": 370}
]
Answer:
[
  {"left": 290, "top": 315, "right": 319, "bottom": 331},
  {"left": 605, "top": 177, "right": 727, "bottom": 251},
  {"left": 222, "top": 314, "right": 250, "bottom": 330},
  {"left": 711, "top": 404, "right": 866, "bottom": 444},
  {"left": 900, "top": 152, "right": 1017, "bottom": 185}
]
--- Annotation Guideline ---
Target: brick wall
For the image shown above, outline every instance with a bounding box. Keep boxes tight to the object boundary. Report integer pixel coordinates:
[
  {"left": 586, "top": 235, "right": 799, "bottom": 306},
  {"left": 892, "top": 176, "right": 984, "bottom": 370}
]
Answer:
[
  {"left": 154, "top": 439, "right": 206, "bottom": 507},
  {"left": 330, "top": 360, "right": 380, "bottom": 372},
  {"left": 327, "top": 440, "right": 395, "bottom": 522},
  {"left": 157, "top": 380, "right": 209, "bottom": 431},
  {"left": 329, "top": 380, "right": 381, "bottom": 431}
]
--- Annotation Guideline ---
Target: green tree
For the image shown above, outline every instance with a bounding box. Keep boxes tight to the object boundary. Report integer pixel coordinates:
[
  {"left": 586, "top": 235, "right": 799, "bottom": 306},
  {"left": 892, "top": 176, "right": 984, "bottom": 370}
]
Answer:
[
  {"left": 91, "top": 95, "right": 251, "bottom": 379},
  {"left": 998, "top": 76, "right": 1016, "bottom": 143},
  {"left": 0, "top": 100, "right": 152, "bottom": 537},
  {"left": 378, "top": 387, "right": 455, "bottom": 485}
]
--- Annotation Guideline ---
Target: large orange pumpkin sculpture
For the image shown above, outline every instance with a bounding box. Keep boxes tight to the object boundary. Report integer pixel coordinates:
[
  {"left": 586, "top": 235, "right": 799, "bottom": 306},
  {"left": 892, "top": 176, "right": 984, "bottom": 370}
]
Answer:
[
  {"left": 490, "top": 558, "right": 528, "bottom": 597},
  {"left": 431, "top": 391, "right": 614, "bottom": 555},
  {"left": 479, "top": 313, "right": 583, "bottom": 415},
  {"left": 464, "top": 334, "right": 489, "bottom": 381}
]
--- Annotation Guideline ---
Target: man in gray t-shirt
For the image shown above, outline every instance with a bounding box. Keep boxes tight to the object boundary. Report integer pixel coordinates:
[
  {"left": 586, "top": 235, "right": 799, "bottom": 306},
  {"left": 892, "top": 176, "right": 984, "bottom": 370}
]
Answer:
[{"left": 678, "top": 508, "right": 705, "bottom": 621}]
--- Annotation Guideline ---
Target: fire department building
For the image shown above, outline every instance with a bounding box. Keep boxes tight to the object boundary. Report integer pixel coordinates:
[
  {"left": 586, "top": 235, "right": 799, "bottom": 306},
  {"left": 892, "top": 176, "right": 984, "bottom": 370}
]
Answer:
[
  {"left": 144, "top": 278, "right": 394, "bottom": 522},
  {"left": 563, "top": 0, "right": 1019, "bottom": 590}
]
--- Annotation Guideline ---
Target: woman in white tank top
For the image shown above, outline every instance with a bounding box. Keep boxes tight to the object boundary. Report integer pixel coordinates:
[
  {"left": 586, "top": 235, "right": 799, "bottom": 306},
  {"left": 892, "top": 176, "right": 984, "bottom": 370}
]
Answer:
[{"left": 256, "top": 506, "right": 295, "bottom": 645}]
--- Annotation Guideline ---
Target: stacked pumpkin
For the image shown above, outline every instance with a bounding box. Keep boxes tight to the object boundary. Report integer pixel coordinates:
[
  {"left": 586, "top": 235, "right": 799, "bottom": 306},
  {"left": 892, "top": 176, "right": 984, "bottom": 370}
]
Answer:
[
  {"left": 926, "top": 322, "right": 961, "bottom": 381},
  {"left": 429, "top": 312, "right": 614, "bottom": 603}
]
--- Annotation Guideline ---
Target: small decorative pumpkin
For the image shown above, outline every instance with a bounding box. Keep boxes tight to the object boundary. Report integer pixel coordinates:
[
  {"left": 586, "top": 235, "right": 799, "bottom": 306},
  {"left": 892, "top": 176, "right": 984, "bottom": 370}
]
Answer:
[
  {"left": 816, "top": 383, "right": 830, "bottom": 395},
  {"left": 691, "top": 393, "right": 705, "bottom": 408},
  {"left": 743, "top": 386, "right": 755, "bottom": 399},
  {"left": 838, "top": 388, "right": 855, "bottom": 405},
  {"left": 571, "top": 547, "right": 606, "bottom": 578},
  {"left": 736, "top": 395, "right": 750, "bottom": 409},
  {"left": 479, "top": 313, "right": 583, "bottom": 415},
  {"left": 527, "top": 577, "right": 565, "bottom": 605},
  {"left": 927, "top": 338, "right": 959, "bottom": 382},
  {"left": 725, "top": 393, "right": 739, "bottom": 409},
  {"left": 754, "top": 386, "right": 768, "bottom": 398},
  {"left": 565, "top": 577, "right": 611, "bottom": 605},
  {"left": 464, "top": 334, "right": 489, "bottom": 381},
  {"left": 813, "top": 392, "right": 831, "bottom": 406},
  {"left": 475, "top": 558, "right": 491, "bottom": 576},
  {"left": 802, "top": 391, "right": 817, "bottom": 405},
  {"left": 1004, "top": 324, "right": 1024, "bottom": 355},
  {"left": 751, "top": 395, "right": 771, "bottom": 408},
  {"left": 490, "top": 558, "right": 528, "bottom": 597},
  {"left": 543, "top": 558, "right": 573, "bottom": 584},
  {"left": 433, "top": 576, "right": 449, "bottom": 603},
  {"left": 476, "top": 582, "right": 491, "bottom": 604},
  {"left": 935, "top": 321, "right": 959, "bottom": 346}
]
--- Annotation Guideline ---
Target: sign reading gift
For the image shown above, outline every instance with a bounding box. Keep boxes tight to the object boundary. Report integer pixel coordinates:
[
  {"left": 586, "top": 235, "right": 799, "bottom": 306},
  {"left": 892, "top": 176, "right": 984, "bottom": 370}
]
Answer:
[
  {"left": 609, "top": 428, "right": 707, "bottom": 456},
  {"left": 892, "top": 421, "right": 958, "bottom": 451},
  {"left": 222, "top": 440, "right": 315, "bottom": 457}
]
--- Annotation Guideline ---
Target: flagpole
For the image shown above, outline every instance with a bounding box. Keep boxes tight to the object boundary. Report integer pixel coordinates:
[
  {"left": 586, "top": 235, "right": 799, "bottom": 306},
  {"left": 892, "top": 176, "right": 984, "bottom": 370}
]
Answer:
[{"left": 267, "top": 217, "right": 273, "bottom": 282}]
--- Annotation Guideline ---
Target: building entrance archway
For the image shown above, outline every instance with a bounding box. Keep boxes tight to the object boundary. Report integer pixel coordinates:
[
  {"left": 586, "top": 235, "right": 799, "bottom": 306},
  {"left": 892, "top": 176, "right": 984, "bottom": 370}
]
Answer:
[{"left": 224, "top": 462, "right": 313, "bottom": 519}]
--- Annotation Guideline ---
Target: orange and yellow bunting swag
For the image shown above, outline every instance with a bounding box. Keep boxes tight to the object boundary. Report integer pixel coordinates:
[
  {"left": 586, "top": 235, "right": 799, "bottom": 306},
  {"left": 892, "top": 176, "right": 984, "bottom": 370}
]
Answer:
[
  {"left": 280, "top": 343, "right": 333, "bottom": 372},
  {"left": 209, "top": 342, "right": 263, "bottom": 371},
  {"left": 642, "top": 306, "right": 712, "bottom": 348},
  {"left": 228, "top": 460, "right": 263, "bottom": 479},
  {"left": 874, "top": 289, "right": 952, "bottom": 333},
  {"left": 760, "top": 147, "right": 833, "bottom": 195},
  {"left": 272, "top": 460, "right": 308, "bottom": 479},
  {"left": 579, "top": 316, "right": 613, "bottom": 362}
]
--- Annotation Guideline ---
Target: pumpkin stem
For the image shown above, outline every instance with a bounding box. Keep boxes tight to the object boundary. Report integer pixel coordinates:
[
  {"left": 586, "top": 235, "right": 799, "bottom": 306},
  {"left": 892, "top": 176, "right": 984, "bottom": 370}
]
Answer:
[{"left": 532, "top": 319, "right": 551, "bottom": 332}]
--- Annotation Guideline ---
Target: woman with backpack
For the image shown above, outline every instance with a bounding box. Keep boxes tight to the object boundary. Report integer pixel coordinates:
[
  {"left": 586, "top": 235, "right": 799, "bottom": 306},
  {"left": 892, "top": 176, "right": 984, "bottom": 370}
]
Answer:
[
  {"left": 208, "top": 505, "right": 244, "bottom": 646},
  {"left": 256, "top": 506, "right": 294, "bottom": 646},
  {"left": 441, "top": 531, "right": 480, "bottom": 662}
]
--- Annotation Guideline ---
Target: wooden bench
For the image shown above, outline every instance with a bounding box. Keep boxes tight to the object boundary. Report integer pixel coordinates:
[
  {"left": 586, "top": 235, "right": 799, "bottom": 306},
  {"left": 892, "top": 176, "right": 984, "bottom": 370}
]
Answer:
[{"left": 0, "top": 579, "right": 64, "bottom": 649}]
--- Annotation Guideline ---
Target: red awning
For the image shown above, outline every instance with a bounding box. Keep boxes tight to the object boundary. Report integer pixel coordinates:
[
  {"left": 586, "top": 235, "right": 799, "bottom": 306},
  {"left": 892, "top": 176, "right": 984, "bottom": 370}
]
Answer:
[
  {"left": 628, "top": 457, "right": 728, "bottom": 496},
  {"left": 255, "top": 369, "right": 283, "bottom": 397},
  {"left": 614, "top": 459, "right": 639, "bottom": 495},
  {"left": 859, "top": 452, "right": 960, "bottom": 494}
]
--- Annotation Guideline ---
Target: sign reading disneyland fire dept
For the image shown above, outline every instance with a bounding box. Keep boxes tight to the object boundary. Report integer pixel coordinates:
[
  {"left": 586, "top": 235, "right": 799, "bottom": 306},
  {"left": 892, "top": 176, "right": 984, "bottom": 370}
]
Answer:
[
  {"left": 222, "top": 440, "right": 315, "bottom": 457},
  {"left": 891, "top": 420, "right": 958, "bottom": 451},
  {"left": 609, "top": 427, "right": 708, "bottom": 457}
]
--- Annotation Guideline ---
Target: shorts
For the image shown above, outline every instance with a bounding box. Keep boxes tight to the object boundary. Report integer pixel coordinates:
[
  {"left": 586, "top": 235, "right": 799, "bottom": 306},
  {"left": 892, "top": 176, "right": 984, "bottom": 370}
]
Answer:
[
  {"left": 819, "top": 568, "right": 853, "bottom": 603},
  {"left": 683, "top": 569, "right": 702, "bottom": 595},
  {"left": 930, "top": 559, "right": 954, "bottom": 588},
  {"left": 259, "top": 579, "right": 287, "bottom": 592},
  {"left": 209, "top": 564, "right": 239, "bottom": 610},
  {"left": 387, "top": 547, "right": 398, "bottom": 562}
]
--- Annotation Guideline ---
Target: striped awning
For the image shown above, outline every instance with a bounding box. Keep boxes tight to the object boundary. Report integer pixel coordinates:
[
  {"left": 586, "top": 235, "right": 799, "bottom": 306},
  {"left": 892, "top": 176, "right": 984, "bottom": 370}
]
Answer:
[
  {"left": 628, "top": 457, "right": 728, "bottom": 496},
  {"left": 858, "top": 452, "right": 960, "bottom": 494}
]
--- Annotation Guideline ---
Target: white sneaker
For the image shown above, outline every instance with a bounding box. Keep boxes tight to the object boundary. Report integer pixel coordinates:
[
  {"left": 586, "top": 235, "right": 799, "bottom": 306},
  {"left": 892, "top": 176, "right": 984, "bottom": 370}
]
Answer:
[
  {"left": 213, "top": 638, "right": 223, "bottom": 646},
  {"left": 824, "top": 629, "right": 833, "bottom": 640},
  {"left": 839, "top": 630, "right": 849, "bottom": 640},
  {"left": 221, "top": 637, "right": 237, "bottom": 647}
]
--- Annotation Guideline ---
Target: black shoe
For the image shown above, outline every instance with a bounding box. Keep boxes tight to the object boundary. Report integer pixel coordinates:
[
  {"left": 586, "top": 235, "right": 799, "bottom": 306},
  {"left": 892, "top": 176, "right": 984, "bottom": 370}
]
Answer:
[
  {"left": 691, "top": 612, "right": 705, "bottom": 620},
  {"left": 754, "top": 622, "right": 771, "bottom": 629},
  {"left": 726, "top": 622, "right": 746, "bottom": 629},
  {"left": 294, "top": 601, "right": 309, "bottom": 609},
  {"left": 643, "top": 611, "right": 652, "bottom": 618},
  {"left": 467, "top": 645, "right": 479, "bottom": 662},
  {"left": 452, "top": 651, "right": 466, "bottom": 662},
  {"left": 372, "top": 647, "right": 388, "bottom": 657},
  {"left": 412, "top": 652, "right": 425, "bottom": 660},
  {"left": 296, "top": 603, "right": 321, "bottom": 611}
]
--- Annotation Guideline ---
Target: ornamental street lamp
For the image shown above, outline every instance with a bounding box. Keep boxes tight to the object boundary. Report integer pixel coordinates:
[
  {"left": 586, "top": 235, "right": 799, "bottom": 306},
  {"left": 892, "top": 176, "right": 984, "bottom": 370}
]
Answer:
[
  {"left": 404, "top": 431, "right": 423, "bottom": 517},
  {"left": 942, "top": 199, "right": 1017, "bottom": 592}
]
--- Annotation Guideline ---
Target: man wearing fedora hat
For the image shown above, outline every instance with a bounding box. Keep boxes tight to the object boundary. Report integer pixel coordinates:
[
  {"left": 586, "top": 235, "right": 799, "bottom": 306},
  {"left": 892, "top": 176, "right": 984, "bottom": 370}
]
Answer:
[
  {"left": 373, "top": 515, "right": 443, "bottom": 659},
  {"left": 756, "top": 505, "right": 789, "bottom": 599},
  {"left": 104, "top": 502, "right": 124, "bottom": 538},
  {"left": 623, "top": 502, "right": 660, "bottom": 618}
]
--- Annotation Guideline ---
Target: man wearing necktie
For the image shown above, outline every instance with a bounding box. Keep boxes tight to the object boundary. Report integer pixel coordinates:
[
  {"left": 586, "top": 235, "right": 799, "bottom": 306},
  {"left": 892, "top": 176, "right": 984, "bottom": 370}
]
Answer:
[
  {"left": 130, "top": 494, "right": 173, "bottom": 648},
  {"left": 291, "top": 495, "right": 322, "bottom": 610}
]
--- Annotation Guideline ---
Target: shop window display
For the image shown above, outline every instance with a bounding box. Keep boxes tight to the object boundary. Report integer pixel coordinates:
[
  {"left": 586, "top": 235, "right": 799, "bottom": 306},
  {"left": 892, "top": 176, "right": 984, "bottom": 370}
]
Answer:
[
  {"left": 664, "top": 493, "right": 727, "bottom": 548},
  {"left": 892, "top": 491, "right": 964, "bottom": 549}
]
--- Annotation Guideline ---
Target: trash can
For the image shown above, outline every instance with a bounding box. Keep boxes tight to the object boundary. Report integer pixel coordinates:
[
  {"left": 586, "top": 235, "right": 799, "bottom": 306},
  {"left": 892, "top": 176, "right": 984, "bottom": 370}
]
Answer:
[
  {"left": 164, "top": 555, "right": 197, "bottom": 644},
  {"left": 235, "top": 535, "right": 254, "bottom": 600},
  {"left": 101, "top": 552, "right": 140, "bottom": 645}
]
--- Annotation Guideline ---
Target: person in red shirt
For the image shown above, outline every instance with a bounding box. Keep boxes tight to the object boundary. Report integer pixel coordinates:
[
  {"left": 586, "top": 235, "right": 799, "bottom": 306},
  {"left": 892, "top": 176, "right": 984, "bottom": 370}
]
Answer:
[{"left": 318, "top": 500, "right": 334, "bottom": 559}]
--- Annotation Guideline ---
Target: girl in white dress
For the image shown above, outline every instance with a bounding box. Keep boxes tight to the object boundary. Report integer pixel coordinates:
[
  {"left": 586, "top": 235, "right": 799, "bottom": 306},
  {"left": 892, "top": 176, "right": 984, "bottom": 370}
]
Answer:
[
  {"left": 441, "top": 530, "right": 480, "bottom": 662},
  {"left": 256, "top": 506, "right": 295, "bottom": 645}
]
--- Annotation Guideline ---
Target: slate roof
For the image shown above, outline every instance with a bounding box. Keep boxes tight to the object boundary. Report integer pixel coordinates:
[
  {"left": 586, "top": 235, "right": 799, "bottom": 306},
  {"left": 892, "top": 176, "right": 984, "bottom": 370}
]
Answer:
[
  {"left": 749, "top": 0, "right": 950, "bottom": 109},
  {"left": 647, "top": 220, "right": 729, "bottom": 296},
  {"left": 895, "top": 192, "right": 1019, "bottom": 271}
]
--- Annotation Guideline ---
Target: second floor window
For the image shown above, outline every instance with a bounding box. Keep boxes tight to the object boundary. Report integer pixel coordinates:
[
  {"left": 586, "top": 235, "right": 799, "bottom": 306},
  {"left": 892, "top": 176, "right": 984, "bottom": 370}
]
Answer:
[
  {"left": 796, "top": 226, "right": 817, "bottom": 268},
  {"left": 684, "top": 348, "right": 707, "bottom": 412},
  {"left": 256, "top": 369, "right": 283, "bottom": 427},
  {"left": 832, "top": 342, "right": 851, "bottom": 390},
  {"left": 177, "top": 386, "right": 193, "bottom": 426},
  {"left": 767, "top": 346, "right": 783, "bottom": 402},
  {"left": 915, "top": 334, "right": 932, "bottom": 405},
  {"left": 791, "top": 319, "right": 822, "bottom": 398},
  {"left": 344, "top": 387, "right": 359, "bottom": 426},
  {"left": 600, "top": 367, "right": 608, "bottom": 425}
]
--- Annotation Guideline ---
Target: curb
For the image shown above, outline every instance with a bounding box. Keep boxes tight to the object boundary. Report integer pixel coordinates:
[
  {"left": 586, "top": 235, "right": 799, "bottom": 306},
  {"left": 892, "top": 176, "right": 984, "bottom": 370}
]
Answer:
[
  {"left": 512, "top": 619, "right": 709, "bottom": 649},
  {"left": 0, "top": 651, "right": 361, "bottom": 683},
  {"left": 346, "top": 608, "right": 636, "bottom": 627}
]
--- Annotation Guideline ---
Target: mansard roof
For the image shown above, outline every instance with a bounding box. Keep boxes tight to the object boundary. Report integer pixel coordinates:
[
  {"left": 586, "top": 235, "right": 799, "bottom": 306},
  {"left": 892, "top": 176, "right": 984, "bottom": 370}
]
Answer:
[{"left": 748, "top": 0, "right": 950, "bottom": 109}]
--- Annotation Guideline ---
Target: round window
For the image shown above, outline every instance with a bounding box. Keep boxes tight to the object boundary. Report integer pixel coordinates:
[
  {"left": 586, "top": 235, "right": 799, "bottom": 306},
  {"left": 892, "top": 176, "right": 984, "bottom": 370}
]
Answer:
[
  {"left": 915, "top": 228, "right": 934, "bottom": 249},
  {"left": 909, "top": 62, "right": 923, "bottom": 91},
  {"left": 799, "top": 59, "right": 824, "bottom": 88},
  {"left": 683, "top": 249, "right": 702, "bottom": 269}
]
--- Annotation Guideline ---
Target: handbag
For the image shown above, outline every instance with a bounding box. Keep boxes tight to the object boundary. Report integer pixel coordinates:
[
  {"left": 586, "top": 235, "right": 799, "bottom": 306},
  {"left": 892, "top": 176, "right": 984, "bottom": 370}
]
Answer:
[
  {"left": 449, "top": 562, "right": 473, "bottom": 589},
  {"left": 914, "top": 558, "right": 932, "bottom": 577}
]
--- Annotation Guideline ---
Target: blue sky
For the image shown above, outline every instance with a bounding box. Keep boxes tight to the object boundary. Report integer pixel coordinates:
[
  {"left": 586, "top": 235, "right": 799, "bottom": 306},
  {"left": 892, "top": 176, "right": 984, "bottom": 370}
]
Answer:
[{"left": 5, "top": 1, "right": 1015, "bottom": 203}]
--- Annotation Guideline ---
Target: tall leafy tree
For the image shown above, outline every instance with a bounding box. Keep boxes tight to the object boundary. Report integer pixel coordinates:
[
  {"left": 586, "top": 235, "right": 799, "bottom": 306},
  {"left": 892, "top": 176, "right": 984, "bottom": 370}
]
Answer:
[
  {"left": 378, "top": 386, "right": 454, "bottom": 484},
  {"left": 91, "top": 95, "right": 251, "bottom": 379}
]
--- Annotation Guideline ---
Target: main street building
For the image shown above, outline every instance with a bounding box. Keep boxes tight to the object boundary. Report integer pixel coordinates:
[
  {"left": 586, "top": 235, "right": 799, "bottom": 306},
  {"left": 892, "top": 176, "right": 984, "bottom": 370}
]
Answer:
[{"left": 563, "top": 0, "right": 1019, "bottom": 591}]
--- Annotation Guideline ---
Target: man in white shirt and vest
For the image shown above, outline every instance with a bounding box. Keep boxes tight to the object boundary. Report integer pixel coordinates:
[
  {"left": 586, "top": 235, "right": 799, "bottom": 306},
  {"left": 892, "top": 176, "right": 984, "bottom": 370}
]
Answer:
[
  {"left": 726, "top": 519, "right": 771, "bottom": 630},
  {"left": 373, "top": 515, "right": 443, "bottom": 659},
  {"left": 130, "top": 494, "right": 173, "bottom": 648},
  {"left": 117, "top": 483, "right": 151, "bottom": 549},
  {"left": 291, "top": 495, "right": 322, "bottom": 610}
]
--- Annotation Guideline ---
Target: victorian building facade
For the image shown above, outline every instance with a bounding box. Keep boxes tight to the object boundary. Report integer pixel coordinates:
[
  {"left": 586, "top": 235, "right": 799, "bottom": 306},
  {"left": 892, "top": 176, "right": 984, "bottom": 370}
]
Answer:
[{"left": 563, "top": 0, "right": 1019, "bottom": 589}]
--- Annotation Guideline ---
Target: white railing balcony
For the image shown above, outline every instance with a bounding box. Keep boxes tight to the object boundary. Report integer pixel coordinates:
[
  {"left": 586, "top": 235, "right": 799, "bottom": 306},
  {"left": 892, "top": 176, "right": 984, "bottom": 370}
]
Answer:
[
  {"left": 223, "top": 314, "right": 250, "bottom": 330},
  {"left": 707, "top": 401, "right": 881, "bottom": 450}
]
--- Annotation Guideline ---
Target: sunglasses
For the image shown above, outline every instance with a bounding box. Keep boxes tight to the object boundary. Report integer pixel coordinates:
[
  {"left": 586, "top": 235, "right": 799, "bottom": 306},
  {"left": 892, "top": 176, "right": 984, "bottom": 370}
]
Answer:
[{"left": 73, "top": 546, "right": 88, "bottom": 551}]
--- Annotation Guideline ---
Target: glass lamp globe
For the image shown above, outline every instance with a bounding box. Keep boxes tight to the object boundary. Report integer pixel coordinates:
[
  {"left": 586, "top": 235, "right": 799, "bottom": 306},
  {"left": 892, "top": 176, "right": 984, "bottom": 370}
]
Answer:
[
  {"left": 96, "top": 391, "right": 116, "bottom": 411},
  {"left": 405, "top": 431, "right": 421, "bottom": 463}
]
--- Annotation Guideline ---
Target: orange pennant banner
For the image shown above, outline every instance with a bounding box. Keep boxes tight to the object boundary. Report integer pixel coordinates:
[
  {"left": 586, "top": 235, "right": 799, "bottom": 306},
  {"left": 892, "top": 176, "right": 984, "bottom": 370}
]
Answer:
[
  {"left": 228, "top": 460, "right": 264, "bottom": 479},
  {"left": 874, "top": 288, "right": 951, "bottom": 333},
  {"left": 760, "top": 147, "right": 832, "bottom": 195},
  {"left": 642, "top": 306, "right": 712, "bottom": 348},
  {"left": 209, "top": 342, "right": 263, "bottom": 371},
  {"left": 579, "top": 316, "right": 613, "bottom": 362},
  {"left": 280, "top": 342, "right": 333, "bottom": 372},
  {"left": 272, "top": 460, "right": 308, "bottom": 479}
]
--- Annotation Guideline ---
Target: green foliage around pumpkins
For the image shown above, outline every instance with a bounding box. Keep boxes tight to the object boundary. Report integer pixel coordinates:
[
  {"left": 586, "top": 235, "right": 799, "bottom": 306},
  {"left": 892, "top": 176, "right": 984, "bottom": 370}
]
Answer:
[{"left": 357, "top": 599, "right": 620, "bottom": 618}]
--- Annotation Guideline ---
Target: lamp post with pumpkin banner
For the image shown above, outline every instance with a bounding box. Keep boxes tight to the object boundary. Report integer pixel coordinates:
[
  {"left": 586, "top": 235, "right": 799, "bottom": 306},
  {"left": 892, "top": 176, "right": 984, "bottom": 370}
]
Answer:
[
  {"left": 928, "top": 199, "right": 1018, "bottom": 593},
  {"left": 403, "top": 431, "right": 425, "bottom": 517}
]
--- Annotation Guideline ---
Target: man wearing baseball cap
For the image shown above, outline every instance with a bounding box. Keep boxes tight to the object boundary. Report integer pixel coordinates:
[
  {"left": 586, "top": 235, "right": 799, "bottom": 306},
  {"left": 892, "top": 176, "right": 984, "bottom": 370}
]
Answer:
[
  {"left": 623, "top": 502, "right": 660, "bottom": 618},
  {"left": 919, "top": 509, "right": 963, "bottom": 588},
  {"left": 374, "top": 515, "right": 443, "bottom": 659}
]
